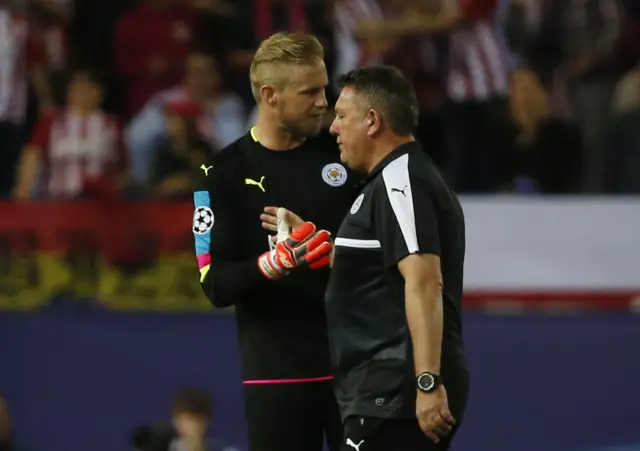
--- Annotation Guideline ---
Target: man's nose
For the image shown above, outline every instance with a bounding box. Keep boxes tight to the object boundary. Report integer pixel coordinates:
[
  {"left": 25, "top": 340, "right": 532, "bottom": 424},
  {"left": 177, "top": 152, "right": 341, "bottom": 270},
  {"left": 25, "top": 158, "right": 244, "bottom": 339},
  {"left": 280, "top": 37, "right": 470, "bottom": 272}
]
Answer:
[
  {"left": 329, "top": 120, "right": 338, "bottom": 136},
  {"left": 316, "top": 91, "right": 328, "bottom": 109}
]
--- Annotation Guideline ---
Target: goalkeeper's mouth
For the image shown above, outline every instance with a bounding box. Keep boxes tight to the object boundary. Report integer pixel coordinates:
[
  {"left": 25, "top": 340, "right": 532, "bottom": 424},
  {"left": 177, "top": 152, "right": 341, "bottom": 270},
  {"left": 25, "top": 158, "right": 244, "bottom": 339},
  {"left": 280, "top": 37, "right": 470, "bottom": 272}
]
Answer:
[{"left": 308, "top": 109, "right": 328, "bottom": 117}]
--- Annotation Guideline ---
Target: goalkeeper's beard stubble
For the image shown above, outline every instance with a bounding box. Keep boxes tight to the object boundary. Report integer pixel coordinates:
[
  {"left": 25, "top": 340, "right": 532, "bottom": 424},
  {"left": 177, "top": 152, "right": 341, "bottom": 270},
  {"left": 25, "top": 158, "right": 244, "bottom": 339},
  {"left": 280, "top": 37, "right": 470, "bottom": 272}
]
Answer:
[{"left": 280, "top": 111, "right": 326, "bottom": 138}]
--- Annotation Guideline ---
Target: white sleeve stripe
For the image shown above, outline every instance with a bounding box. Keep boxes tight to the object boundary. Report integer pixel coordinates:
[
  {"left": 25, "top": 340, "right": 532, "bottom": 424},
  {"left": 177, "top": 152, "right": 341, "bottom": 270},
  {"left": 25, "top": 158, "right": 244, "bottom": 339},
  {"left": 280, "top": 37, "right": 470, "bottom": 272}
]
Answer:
[
  {"left": 382, "top": 153, "right": 419, "bottom": 253},
  {"left": 335, "top": 237, "right": 382, "bottom": 249}
]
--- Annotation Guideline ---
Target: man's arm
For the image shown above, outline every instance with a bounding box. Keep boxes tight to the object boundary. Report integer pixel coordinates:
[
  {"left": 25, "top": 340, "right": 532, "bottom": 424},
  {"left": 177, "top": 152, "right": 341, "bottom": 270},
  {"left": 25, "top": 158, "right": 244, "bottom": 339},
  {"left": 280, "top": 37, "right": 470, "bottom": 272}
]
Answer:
[
  {"left": 13, "top": 114, "right": 52, "bottom": 199},
  {"left": 355, "top": 9, "right": 462, "bottom": 38},
  {"left": 387, "top": 0, "right": 496, "bottom": 35},
  {"left": 374, "top": 154, "right": 443, "bottom": 374},
  {"left": 353, "top": 0, "right": 474, "bottom": 40},
  {"left": 399, "top": 254, "right": 443, "bottom": 374},
  {"left": 193, "top": 161, "right": 269, "bottom": 308},
  {"left": 195, "top": 178, "right": 330, "bottom": 305},
  {"left": 13, "top": 145, "right": 43, "bottom": 200}
]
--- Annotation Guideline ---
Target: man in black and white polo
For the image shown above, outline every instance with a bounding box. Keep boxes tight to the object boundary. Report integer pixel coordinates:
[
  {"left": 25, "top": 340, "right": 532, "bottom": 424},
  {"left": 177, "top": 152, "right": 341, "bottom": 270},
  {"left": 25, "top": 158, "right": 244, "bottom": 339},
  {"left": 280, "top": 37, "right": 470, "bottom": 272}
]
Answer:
[{"left": 326, "top": 65, "right": 469, "bottom": 451}]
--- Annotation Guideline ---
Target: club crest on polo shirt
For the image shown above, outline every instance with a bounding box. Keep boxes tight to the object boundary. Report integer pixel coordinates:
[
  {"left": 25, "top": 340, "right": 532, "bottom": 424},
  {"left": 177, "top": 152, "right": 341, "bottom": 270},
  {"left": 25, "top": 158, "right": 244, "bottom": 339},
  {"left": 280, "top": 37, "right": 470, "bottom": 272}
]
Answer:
[
  {"left": 350, "top": 193, "right": 364, "bottom": 214},
  {"left": 322, "top": 163, "right": 348, "bottom": 187}
]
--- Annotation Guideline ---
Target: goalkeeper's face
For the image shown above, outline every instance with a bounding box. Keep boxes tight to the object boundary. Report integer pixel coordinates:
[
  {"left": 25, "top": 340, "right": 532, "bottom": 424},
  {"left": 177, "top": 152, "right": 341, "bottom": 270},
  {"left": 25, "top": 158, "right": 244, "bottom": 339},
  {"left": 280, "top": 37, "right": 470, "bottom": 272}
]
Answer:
[{"left": 275, "top": 61, "right": 329, "bottom": 137}]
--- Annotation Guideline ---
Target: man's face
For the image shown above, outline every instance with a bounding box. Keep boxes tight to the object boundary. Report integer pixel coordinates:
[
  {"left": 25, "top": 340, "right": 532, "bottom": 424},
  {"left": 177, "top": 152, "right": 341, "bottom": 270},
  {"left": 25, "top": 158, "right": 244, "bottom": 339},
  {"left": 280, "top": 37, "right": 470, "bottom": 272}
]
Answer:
[
  {"left": 330, "top": 87, "right": 370, "bottom": 172},
  {"left": 172, "top": 412, "right": 208, "bottom": 440},
  {"left": 186, "top": 55, "right": 219, "bottom": 99},
  {"left": 273, "top": 61, "right": 329, "bottom": 137},
  {"left": 67, "top": 74, "right": 101, "bottom": 111}
]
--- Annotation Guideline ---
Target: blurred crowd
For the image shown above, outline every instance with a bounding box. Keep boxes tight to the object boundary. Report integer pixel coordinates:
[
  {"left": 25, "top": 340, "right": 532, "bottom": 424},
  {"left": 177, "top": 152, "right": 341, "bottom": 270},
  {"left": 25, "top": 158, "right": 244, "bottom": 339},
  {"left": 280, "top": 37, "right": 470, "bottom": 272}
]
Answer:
[{"left": 0, "top": 0, "right": 639, "bottom": 200}]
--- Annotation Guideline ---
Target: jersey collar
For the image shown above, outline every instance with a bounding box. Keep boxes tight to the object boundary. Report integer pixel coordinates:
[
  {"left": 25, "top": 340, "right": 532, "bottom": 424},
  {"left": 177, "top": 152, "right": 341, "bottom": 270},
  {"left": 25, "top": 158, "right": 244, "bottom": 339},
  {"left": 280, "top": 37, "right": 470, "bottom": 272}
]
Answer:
[{"left": 360, "top": 141, "right": 421, "bottom": 186}]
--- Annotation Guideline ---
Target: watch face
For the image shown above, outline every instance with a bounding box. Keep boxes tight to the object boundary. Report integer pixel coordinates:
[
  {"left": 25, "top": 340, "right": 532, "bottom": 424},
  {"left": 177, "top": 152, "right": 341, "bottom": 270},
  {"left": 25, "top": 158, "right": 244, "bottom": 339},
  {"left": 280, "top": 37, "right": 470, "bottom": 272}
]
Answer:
[{"left": 419, "top": 373, "right": 435, "bottom": 391}]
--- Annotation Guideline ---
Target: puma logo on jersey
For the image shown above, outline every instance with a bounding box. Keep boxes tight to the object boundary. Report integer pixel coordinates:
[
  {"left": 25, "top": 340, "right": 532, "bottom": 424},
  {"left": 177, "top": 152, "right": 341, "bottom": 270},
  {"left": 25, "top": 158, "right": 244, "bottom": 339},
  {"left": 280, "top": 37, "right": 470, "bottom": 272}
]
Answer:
[
  {"left": 245, "top": 176, "right": 266, "bottom": 192},
  {"left": 200, "top": 164, "right": 213, "bottom": 176},
  {"left": 346, "top": 438, "right": 364, "bottom": 451},
  {"left": 391, "top": 185, "right": 408, "bottom": 197}
]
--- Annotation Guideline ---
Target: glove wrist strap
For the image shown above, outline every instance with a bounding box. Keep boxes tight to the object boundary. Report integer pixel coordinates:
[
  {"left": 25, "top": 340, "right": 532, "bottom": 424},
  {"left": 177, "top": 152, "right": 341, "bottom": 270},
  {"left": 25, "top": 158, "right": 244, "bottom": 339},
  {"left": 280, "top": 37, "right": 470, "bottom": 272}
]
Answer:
[{"left": 258, "top": 250, "right": 287, "bottom": 280}]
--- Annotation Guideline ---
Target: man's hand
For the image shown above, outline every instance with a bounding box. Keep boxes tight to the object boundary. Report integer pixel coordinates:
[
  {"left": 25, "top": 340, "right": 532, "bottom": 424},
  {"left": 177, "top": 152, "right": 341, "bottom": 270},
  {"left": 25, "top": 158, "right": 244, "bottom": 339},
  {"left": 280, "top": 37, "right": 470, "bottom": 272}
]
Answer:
[
  {"left": 416, "top": 385, "right": 456, "bottom": 443},
  {"left": 257, "top": 222, "right": 332, "bottom": 279},
  {"left": 261, "top": 206, "right": 305, "bottom": 234}
]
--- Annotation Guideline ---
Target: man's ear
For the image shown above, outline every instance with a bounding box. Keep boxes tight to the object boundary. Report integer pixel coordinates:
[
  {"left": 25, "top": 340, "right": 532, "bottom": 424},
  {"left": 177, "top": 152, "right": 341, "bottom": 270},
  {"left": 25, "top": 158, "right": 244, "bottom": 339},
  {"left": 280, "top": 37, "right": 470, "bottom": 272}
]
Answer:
[
  {"left": 366, "top": 109, "right": 382, "bottom": 138},
  {"left": 261, "top": 85, "right": 277, "bottom": 106}
]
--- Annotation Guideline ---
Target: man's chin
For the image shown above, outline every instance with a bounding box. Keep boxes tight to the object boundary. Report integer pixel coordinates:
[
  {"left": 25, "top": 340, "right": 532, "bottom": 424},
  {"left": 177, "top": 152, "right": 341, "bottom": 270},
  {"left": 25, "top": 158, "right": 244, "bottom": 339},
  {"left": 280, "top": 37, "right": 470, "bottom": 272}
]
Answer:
[
  {"left": 340, "top": 153, "right": 364, "bottom": 172},
  {"left": 287, "top": 121, "right": 323, "bottom": 138},
  {"left": 339, "top": 152, "right": 350, "bottom": 167},
  {"left": 308, "top": 118, "right": 326, "bottom": 135}
]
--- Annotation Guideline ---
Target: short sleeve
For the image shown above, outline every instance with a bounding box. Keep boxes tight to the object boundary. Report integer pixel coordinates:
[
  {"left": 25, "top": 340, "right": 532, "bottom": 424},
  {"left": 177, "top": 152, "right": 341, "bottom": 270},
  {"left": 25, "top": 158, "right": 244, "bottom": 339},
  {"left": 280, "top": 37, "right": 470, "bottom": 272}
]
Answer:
[{"left": 374, "top": 153, "right": 440, "bottom": 268}]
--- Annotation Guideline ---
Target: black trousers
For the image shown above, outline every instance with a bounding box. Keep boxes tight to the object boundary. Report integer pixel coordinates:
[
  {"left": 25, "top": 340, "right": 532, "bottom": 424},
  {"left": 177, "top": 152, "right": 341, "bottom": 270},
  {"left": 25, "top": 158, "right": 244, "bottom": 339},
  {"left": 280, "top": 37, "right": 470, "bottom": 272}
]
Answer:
[
  {"left": 342, "top": 366, "right": 469, "bottom": 451},
  {"left": 342, "top": 416, "right": 463, "bottom": 451},
  {"left": 243, "top": 380, "right": 343, "bottom": 451}
]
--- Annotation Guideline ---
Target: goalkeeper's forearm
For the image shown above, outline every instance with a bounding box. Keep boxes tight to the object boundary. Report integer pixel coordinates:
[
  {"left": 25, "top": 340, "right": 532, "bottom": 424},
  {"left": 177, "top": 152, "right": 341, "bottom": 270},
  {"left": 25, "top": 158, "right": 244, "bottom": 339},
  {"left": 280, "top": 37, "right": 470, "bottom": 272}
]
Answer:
[{"left": 200, "top": 259, "right": 270, "bottom": 308}]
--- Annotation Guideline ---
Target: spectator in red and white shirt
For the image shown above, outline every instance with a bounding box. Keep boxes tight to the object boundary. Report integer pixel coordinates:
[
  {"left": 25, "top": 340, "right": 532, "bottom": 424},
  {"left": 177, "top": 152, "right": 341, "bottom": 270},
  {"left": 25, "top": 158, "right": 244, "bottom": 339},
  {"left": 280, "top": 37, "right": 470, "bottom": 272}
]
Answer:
[
  {"left": 442, "top": 0, "right": 509, "bottom": 102},
  {"left": 386, "top": 0, "right": 509, "bottom": 190},
  {"left": 13, "top": 69, "right": 128, "bottom": 200},
  {"left": 438, "top": 0, "right": 511, "bottom": 192},
  {"left": 376, "top": 0, "right": 508, "bottom": 106},
  {"left": 340, "top": 0, "right": 509, "bottom": 189},
  {"left": 332, "top": 0, "right": 387, "bottom": 85}
]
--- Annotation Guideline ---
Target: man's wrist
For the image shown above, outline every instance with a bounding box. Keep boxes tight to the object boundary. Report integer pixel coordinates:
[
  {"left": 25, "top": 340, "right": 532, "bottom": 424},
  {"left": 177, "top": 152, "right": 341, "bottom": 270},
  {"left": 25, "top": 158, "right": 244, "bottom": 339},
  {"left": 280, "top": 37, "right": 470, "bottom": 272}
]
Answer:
[
  {"left": 416, "top": 371, "right": 443, "bottom": 393},
  {"left": 415, "top": 365, "right": 440, "bottom": 376},
  {"left": 257, "top": 250, "right": 288, "bottom": 279}
]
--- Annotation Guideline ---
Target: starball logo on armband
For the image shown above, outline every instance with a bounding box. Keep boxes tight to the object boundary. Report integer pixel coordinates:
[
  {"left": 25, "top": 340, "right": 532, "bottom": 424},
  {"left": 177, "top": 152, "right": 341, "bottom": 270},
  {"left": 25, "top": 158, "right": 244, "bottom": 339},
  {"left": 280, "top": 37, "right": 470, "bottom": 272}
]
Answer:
[{"left": 192, "top": 206, "right": 214, "bottom": 235}]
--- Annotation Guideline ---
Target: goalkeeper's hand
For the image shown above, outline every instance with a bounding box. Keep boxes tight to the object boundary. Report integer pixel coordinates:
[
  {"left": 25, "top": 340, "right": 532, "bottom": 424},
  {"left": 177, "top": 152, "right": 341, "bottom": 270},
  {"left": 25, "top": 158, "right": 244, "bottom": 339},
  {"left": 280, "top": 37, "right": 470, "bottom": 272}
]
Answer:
[{"left": 257, "top": 222, "right": 332, "bottom": 280}]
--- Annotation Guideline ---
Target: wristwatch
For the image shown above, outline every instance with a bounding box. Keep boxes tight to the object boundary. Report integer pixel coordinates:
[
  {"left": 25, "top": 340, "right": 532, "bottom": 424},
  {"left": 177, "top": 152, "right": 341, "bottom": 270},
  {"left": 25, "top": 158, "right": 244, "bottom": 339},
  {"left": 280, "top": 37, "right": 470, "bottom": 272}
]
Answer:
[{"left": 416, "top": 372, "right": 443, "bottom": 393}]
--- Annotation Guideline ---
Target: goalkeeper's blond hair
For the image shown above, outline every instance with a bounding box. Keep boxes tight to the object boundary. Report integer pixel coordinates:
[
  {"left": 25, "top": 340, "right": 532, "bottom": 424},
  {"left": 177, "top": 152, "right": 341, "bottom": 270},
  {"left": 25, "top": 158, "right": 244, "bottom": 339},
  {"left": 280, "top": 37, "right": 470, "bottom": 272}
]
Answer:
[{"left": 250, "top": 32, "right": 325, "bottom": 103}]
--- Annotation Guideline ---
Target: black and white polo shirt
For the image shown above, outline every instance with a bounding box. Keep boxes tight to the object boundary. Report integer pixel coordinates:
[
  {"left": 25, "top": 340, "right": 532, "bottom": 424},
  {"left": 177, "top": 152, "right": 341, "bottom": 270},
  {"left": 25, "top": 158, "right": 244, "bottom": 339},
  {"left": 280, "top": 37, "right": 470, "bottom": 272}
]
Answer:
[{"left": 325, "top": 141, "right": 466, "bottom": 420}]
